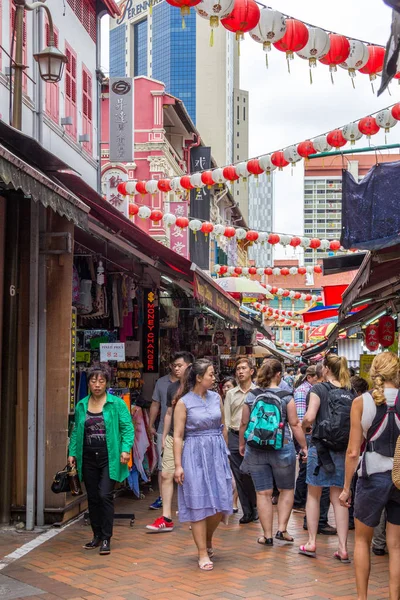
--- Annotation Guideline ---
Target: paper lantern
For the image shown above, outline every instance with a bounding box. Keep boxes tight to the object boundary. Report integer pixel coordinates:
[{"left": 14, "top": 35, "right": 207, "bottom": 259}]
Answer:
[
  {"left": 201, "top": 171, "right": 215, "bottom": 187},
  {"left": 214, "top": 264, "right": 222, "bottom": 274},
  {"left": 309, "top": 238, "right": 321, "bottom": 249},
  {"left": 224, "top": 226, "right": 236, "bottom": 238},
  {"left": 236, "top": 228, "right": 247, "bottom": 240},
  {"left": 300, "top": 237, "right": 311, "bottom": 249},
  {"left": 195, "top": 0, "right": 236, "bottom": 46},
  {"left": 298, "top": 267, "right": 307, "bottom": 275},
  {"left": 279, "top": 235, "right": 291, "bottom": 246},
  {"left": 170, "top": 177, "right": 184, "bottom": 193},
  {"left": 234, "top": 267, "right": 242, "bottom": 275},
  {"left": 190, "top": 172, "right": 204, "bottom": 190},
  {"left": 358, "top": 116, "right": 380, "bottom": 138},
  {"left": 249, "top": 8, "right": 286, "bottom": 65},
  {"left": 128, "top": 203, "right": 139, "bottom": 216},
  {"left": 294, "top": 292, "right": 301, "bottom": 300},
  {"left": 135, "top": 181, "right": 147, "bottom": 195},
  {"left": 359, "top": 45, "right": 385, "bottom": 81},
  {"left": 145, "top": 180, "right": 159, "bottom": 195},
  {"left": 189, "top": 219, "right": 202, "bottom": 234},
  {"left": 270, "top": 287, "right": 278, "bottom": 295},
  {"left": 163, "top": 213, "right": 177, "bottom": 227},
  {"left": 125, "top": 181, "right": 138, "bottom": 195},
  {"left": 365, "top": 324, "right": 380, "bottom": 352},
  {"left": 248, "top": 267, "right": 257, "bottom": 275},
  {"left": 138, "top": 206, "right": 151, "bottom": 219},
  {"left": 166, "top": 0, "right": 202, "bottom": 27},
  {"left": 378, "top": 315, "right": 395, "bottom": 348},
  {"left": 273, "top": 18, "right": 309, "bottom": 64},
  {"left": 268, "top": 233, "right": 280, "bottom": 245},
  {"left": 158, "top": 179, "right": 172, "bottom": 192},
  {"left": 327, "top": 129, "right": 347, "bottom": 148},
  {"left": 258, "top": 154, "right": 276, "bottom": 176},
  {"left": 392, "top": 103, "right": 400, "bottom": 121},
  {"left": 235, "top": 161, "right": 250, "bottom": 180},
  {"left": 256, "top": 268, "right": 264, "bottom": 276},
  {"left": 305, "top": 294, "right": 312, "bottom": 302},
  {"left": 300, "top": 294, "right": 307, "bottom": 301},
  {"left": 180, "top": 176, "right": 194, "bottom": 191},
  {"left": 213, "top": 224, "right": 225, "bottom": 236},
  {"left": 264, "top": 267, "right": 273, "bottom": 275},
  {"left": 306, "top": 266, "right": 314, "bottom": 274},
  {"left": 296, "top": 27, "right": 330, "bottom": 76},
  {"left": 271, "top": 151, "right": 289, "bottom": 170},
  {"left": 297, "top": 140, "right": 316, "bottom": 159},
  {"left": 150, "top": 210, "right": 163, "bottom": 224},
  {"left": 223, "top": 165, "right": 240, "bottom": 182},
  {"left": 340, "top": 39, "right": 369, "bottom": 84},
  {"left": 317, "top": 295, "right": 322, "bottom": 302},
  {"left": 314, "top": 265, "right": 322, "bottom": 274},
  {"left": 329, "top": 240, "right": 341, "bottom": 252},
  {"left": 242, "top": 267, "right": 249, "bottom": 275},
  {"left": 201, "top": 222, "right": 214, "bottom": 237},
  {"left": 221, "top": 0, "right": 261, "bottom": 42},
  {"left": 313, "top": 135, "right": 332, "bottom": 153},
  {"left": 227, "top": 266, "right": 235, "bottom": 275},
  {"left": 219, "top": 265, "right": 228, "bottom": 275},
  {"left": 247, "top": 159, "right": 263, "bottom": 176},
  {"left": 342, "top": 122, "right": 363, "bottom": 145},
  {"left": 282, "top": 290, "right": 290, "bottom": 297},
  {"left": 289, "top": 267, "right": 298, "bottom": 275},
  {"left": 175, "top": 216, "right": 189, "bottom": 229},
  {"left": 376, "top": 109, "right": 397, "bottom": 133},
  {"left": 319, "top": 34, "right": 350, "bottom": 81},
  {"left": 283, "top": 145, "right": 302, "bottom": 166},
  {"left": 320, "top": 239, "right": 330, "bottom": 250},
  {"left": 246, "top": 230, "right": 259, "bottom": 243},
  {"left": 117, "top": 182, "right": 128, "bottom": 196},
  {"left": 258, "top": 232, "right": 268, "bottom": 244},
  {"left": 281, "top": 268, "right": 289, "bottom": 276},
  {"left": 290, "top": 236, "right": 301, "bottom": 248},
  {"left": 211, "top": 168, "right": 226, "bottom": 186},
  {"left": 273, "top": 268, "right": 281, "bottom": 275}
]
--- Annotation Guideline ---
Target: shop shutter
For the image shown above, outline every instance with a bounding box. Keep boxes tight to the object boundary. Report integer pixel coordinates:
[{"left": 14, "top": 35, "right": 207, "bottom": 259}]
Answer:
[
  {"left": 64, "top": 43, "right": 77, "bottom": 140},
  {"left": 82, "top": 65, "right": 93, "bottom": 154}
]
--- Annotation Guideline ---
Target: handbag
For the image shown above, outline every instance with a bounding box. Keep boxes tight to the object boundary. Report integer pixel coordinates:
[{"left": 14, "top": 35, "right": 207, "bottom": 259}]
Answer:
[
  {"left": 393, "top": 436, "right": 400, "bottom": 490},
  {"left": 51, "top": 465, "right": 71, "bottom": 494}
]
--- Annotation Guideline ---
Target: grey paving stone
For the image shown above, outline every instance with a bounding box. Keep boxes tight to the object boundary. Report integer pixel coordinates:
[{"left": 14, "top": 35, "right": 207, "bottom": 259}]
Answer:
[{"left": 0, "top": 573, "right": 46, "bottom": 599}]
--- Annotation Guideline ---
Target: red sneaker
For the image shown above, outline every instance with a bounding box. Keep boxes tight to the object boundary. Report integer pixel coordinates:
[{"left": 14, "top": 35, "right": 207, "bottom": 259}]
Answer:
[{"left": 146, "top": 516, "right": 174, "bottom": 532}]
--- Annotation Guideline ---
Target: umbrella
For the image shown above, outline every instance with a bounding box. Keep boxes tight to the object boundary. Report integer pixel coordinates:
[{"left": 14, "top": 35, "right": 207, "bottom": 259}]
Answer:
[
  {"left": 215, "top": 277, "right": 273, "bottom": 299},
  {"left": 309, "top": 322, "right": 337, "bottom": 341}
]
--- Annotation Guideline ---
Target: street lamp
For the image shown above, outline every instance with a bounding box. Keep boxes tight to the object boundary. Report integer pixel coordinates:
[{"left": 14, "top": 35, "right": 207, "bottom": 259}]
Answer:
[{"left": 12, "top": 0, "right": 68, "bottom": 130}]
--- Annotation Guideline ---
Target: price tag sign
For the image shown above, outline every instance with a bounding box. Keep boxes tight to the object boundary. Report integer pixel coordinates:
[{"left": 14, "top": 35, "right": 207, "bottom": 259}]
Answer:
[{"left": 100, "top": 343, "right": 125, "bottom": 362}]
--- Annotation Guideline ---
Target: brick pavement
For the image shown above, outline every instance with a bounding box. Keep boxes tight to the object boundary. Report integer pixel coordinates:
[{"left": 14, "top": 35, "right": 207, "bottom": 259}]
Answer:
[{"left": 2, "top": 493, "right": 389, "bottom": 600}]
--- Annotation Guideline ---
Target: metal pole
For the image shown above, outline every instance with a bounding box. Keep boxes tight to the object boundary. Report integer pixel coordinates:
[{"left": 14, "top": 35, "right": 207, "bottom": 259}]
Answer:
[
  {"left": 0, "top": 198, "right": 20, "bottom": 524},
  {"left": 26, "top": 202, "right": 39, "bottom": 531},
  {"left": 309, "top": 143, "right": 400, "bottom": 160},
  {"left": 36, "top": 206, "right": 46, "bottom": 527},
  {"left": 12, "top": 0, "right": 26, "bottom": 131}
]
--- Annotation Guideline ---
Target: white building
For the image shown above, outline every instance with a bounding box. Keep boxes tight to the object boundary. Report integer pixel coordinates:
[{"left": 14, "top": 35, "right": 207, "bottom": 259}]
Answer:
[{"left": 248, "top": 172, "right": 274, "bottom": 266}]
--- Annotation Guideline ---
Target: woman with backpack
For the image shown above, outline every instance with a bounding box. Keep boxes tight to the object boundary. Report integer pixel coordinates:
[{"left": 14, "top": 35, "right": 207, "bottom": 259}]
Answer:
[
  {"left": 339, "top": 351, "right": 400, "bottom": 600},
  {"left": 239, "top": 359, "right": 308, "bottom": 547},
  {"left": 299, "top": 354, "right": 355, "bottom": 562}
]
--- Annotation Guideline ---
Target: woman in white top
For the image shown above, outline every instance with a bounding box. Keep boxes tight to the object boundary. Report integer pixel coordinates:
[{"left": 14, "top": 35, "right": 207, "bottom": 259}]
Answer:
[{"left": 339, "top": 352, "right": 400, "bottom": 600}]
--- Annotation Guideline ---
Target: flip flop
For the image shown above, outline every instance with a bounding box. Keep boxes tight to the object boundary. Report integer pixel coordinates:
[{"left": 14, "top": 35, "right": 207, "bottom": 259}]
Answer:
[
  {"left": 258, "top": 537, "right": 273, "bottom": 546},
  {"left": 299, "top": 544, "right": 316, "bottom": 558},
  {"left": 198, "top": 560, "right": 214, "bottom": 571},
  {"left": 334, "top": 552, "right": 351, "bottom": 564},
  {"left": 275, "top": 530, "right": 294, "bottom": 542},
  {"left": 207, "top": 548, "right": 215, "bottom": 559}
]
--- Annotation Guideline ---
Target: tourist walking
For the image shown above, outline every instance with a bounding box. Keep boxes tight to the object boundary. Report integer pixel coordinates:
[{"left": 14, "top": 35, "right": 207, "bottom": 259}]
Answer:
[
  {"left": 339, "top": 352, "right": 400, "bottom": 600},
  {"left": 68, "top": 366, "right": 134, "bottom": 555},
  {"left": 299, "top": 354, "right": 355, "bottom": 562},
  {"left": 239, "top": 359, "right": 308, "bottom": 547},
  {"left": 174, "top": 359, "right": 232, "bottom": 571}
]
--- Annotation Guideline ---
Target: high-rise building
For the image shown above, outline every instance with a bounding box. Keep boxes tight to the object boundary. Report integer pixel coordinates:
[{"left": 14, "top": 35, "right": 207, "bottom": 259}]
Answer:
[
  {"left": 303, "top": 153, "right": 400, "bottom": 264},
  {"left": 248, "top": 172, "right": 273, "bottom": 266},
  {"left": 109, "top": 0, "right": 249, "bottom": 171}
]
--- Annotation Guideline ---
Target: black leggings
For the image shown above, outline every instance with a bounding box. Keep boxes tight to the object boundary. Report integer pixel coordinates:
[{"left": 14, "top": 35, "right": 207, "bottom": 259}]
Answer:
[{"left": 82, "top": 447, "right": 115, "bottom": 540}]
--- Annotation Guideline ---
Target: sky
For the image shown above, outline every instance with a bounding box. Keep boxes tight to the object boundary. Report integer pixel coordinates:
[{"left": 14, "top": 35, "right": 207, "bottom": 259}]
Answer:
[{"left": 100, "top": 1, "right": 400, "bottom": 243}]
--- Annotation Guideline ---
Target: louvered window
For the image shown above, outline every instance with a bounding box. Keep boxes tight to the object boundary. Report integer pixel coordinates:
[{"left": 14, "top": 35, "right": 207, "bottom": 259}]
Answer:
[
  {"left": 82, "top": 65, "right": 93, "bottom": 154},
  {"left": 64, "top": 43, "right": 77, "bottom": 140},
  {"left": 66, "top": 0, "right": 96, "bottom": 43}
]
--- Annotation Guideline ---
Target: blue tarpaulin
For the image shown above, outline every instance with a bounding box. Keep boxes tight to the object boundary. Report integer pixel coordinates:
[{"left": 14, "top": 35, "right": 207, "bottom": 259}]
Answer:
[{"left": 341, "top": 161, "right": 400, "bottom": 250}]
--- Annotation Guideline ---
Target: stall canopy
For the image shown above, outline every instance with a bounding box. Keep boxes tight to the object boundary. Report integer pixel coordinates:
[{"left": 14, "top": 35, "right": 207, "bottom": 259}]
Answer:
[
  {"left": 191, "top": 266, "right": 241, "bottom": 325},
  {"left": 257, "top": 338, "right": 295, "bottom": 362}
]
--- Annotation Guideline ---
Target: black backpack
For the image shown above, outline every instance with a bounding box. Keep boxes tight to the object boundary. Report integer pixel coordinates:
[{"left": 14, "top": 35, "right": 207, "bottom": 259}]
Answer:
[{"left": 313, "top": 383, "right": 356, "bottom": 452}]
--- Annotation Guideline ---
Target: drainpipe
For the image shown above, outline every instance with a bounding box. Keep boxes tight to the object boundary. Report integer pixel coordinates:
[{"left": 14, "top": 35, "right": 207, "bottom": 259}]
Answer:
[{"left": 184, "top": 134, "right": 201, "bottom": 173}]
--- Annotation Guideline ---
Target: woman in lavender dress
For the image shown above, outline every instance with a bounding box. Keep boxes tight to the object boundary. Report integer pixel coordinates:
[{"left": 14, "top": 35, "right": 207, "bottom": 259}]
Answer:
[{"left": 174, "top": 360, "right": 232, "bottom": 571}]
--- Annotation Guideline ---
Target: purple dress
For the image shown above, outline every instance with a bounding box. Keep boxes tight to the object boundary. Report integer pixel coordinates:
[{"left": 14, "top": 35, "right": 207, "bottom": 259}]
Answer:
[{"left": 178, "top": 390, "right": 233, "bottom": 523}]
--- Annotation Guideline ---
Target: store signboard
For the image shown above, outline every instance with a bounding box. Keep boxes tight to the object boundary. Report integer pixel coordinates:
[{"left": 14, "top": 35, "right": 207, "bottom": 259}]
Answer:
[
  {"left": 169, "top": 202, "right": 189, "bottom": 259},
  {"left": 109, "top": 77, "right": 134, "bottom": 162},
  {"left": 100, "top": 343, "right": 126, "bottom": 362},
  {"left": 69, "top": 308, "right": 77, "bottom": 415},
  {"left": 142, "top": 289, "right": 160, "bottom": 373},
  {"left": 190, "top": 146, "right": 211, "bottom": 269},
  {"left": 359, "top": 354, "right": 375, "bottom": 385},
  {"left": 193, "top": 273, "right": 241, "bottom": 325}
]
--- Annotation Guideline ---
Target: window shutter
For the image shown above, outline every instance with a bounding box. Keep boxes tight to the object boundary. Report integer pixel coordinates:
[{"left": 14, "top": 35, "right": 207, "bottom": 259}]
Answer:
[
  {"left": 64, "top": 43, "right": 77, "bottom": 140},
  {"left": 82, "top": 65, "right": 93, "bottom": 154}
]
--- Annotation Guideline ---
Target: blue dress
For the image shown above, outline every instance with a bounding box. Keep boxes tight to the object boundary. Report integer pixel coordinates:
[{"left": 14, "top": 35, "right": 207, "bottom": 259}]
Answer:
[{"left": 178, "top": 390, "right": 233, "bottom": 523}]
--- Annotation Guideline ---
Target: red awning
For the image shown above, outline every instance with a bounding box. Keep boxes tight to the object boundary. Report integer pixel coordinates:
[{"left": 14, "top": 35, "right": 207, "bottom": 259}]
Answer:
[{"left": 323, "top": 284, "right": 348, "bottom": 306}]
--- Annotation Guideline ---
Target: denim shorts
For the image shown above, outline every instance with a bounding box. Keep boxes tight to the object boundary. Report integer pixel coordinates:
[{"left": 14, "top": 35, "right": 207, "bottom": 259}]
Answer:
[
  {"left": 306, "top": 445, "right": 345, "bottom": 488},
  {"left": 354, "top": 471, "right": 400, "bottom": 527},
  {"left": 241, "top": 441, "right": 296, "bottom": 491}
]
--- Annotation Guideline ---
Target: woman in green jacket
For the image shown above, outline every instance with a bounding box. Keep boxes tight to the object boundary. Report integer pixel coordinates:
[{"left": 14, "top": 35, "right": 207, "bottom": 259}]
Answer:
[{"left": 68, "top": 366, "right": 134, "bottom": 555}]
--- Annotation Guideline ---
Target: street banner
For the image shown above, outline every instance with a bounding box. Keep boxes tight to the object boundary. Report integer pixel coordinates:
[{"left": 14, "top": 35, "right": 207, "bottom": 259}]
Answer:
[
  {"left": 190, "top": 146, "right": 211, "bottom": 269},
  {"left": 109, "top": 77, "right": 134, "bottom": 162}
]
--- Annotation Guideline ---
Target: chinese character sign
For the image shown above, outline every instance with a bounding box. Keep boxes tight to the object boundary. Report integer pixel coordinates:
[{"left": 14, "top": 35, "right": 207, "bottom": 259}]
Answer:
[
  {"left": 190, "top": 146, "right": 211, "bottom": 269},
  {"left": 365, "top": 324, "right": 380, "bottom": 352},
  {"left": 170, "top": 202, "right": 189, "bottom": 259},
  {"left": 109, "top": 78, "right": 134, "bottom": 163},
  {"left": 104, "top": 168, "right": 128, "bottom": 217},
  {"left": 142, "top": 289, "right": 159, "bottom": 373},
  {"left": 378, "top": 316, "right": 395, "bottom": 348},
  {"left": 69, "top": 309, "right": 77, "bottom": 415}
]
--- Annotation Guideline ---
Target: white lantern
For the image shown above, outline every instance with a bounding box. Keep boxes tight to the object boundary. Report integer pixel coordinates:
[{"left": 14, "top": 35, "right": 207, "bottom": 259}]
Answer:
[
  {"left": 320, "top": 239, "right": 330, "bottom": 250},
  {"left": 125, "top": 181, "right": 138, "bottom": 195},
  {"left": 279, "top": 234, "right": 292, "bottom": 246},
  {"left": 190, "top": 172, "right": 204, "bottom": 189},
  {"left": 256, "top": 268, "right": 265, "bottom": 276},
  {"left": 138, "top": 206, "right": 151, "bottom": 219},
  {"left": 195, "top": 0, "right": 236, "bottom": 32},
  {"left": 283, "top": 145, "right": 302, "bottom": 165},
  {"left": 213, "top": 224, "right": 225, "bottom": 236},
  {"left": 296, "top": 27, "right": 330, "bottom": 69},
  {"left": 376, "top": 109, "right": 397, "bottom": 133},
  {"left": 300, "top": 293, "right": 307, "bottom": 301},
  {"left": 258, "top": 232, "right": 268, "bottom": 244},
  {"left": 312, "top": 295, "right": 318, "bottom": 302},
  {"left": 306, "top": 266, "right": 314, "bottom": 274},
  {"left": 214, "top": 264, "right": 222, "bottom": 274},
  {"left": 313, "top": 135, "right": 332, "bottom": 153},
  {"left": 236, "top": 228, "right": 247, "bottom": 240},
  {"left": 242, "top": 267, "right": 249, "bottom": 276},
  {"left": 227, "top": 266, "right": 235, "bottom": 275},
  {"left": 189, "top": 219, "right": 202, "bottom": 233},
  {"left": 289, "top": 290, "right": 296, "bottom": 298},
  {"left": 301, "top": 237, "right": 311, "bottom": 249},
  {"left": 170, "top": 177, "right": 184, "bottom": 193},
  {"left": 235, "top": 162, "right": 250, "bottom": 180},
  {"left": 340, "top": 40, "right": 369, "bottom": 82},
  {"left": 145, "top": 180, "right": 159, "bottom": 195},
  {"left": 289, "top": 267, "right": 298, "bottom": 275},
  {"left": 211, "top": 168, "right": 226, "bottom": 186},
  {"left": 342, "top": 122, "right": 363, "bottom": 145},
  {"left": 277, "top": 288, "right": 284, "bottom": 296},
  {"left": 266, "top": 284, "right": 272, "bottom": 291},
  {"left": 163, "top": 213, "right": 177, "bottom": 227},
  {"left": 258, "top": 154, "right": 276, "bottom": 176},
  {"left": 249, "top": 8, "right": 286, "bottom": 63},
  {"left": 272, "top": 268, "right": 281, "bottom": 276}
]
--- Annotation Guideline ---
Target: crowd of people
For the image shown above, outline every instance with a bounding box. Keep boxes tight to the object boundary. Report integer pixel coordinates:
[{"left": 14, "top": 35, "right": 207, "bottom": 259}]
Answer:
[{"left": 68, "top": 351, "right": 400, "bottom": 599}]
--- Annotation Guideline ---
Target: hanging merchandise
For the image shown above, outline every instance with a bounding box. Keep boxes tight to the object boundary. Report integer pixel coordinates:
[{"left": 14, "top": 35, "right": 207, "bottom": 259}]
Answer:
[
  {"left": 378, "top": 315, "right": 395, "bottom": 348},
  {"left": 273, "top": 18, "right": 309, "bottom": 71},
  {"left": 342, "top": 122, "right": 363, "bottom": 145},
  {"left": 319, "top": 34, "right": 351, "bottom": 83},
  {"left": 195, "top": 0, "right": 236, "bottom": 46},
  {"left": 296, "top": 27, "right": 330, "bottom": 83},
  {"left": 365, "top": 323, "right": 380, "bottom": 352},
  {"left": 221, "top": 0, "right": 260, "bottom": 52},
  {"left": 166, "top": 0, "right": 202, "bottom": 27},
  {"left": 340, "top": 39, "right": 369, "bottom": 87},
  {"left": 249, "top": 7, "right": 287, "bottom": 66}
]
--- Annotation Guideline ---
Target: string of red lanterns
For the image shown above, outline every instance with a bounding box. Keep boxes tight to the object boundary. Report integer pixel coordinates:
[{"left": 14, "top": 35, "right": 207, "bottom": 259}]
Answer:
[
  {"left": 213, "top": 264, "right": 323, "bottom": 276},
  {"left": 252, "top": 302, "right": 312, "bottom": 329}
]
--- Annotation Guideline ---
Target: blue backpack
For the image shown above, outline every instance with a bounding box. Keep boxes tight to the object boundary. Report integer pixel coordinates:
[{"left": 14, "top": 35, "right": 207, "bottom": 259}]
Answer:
[{"left": 244, "top": 388, "right": 289, "bottom": 451}]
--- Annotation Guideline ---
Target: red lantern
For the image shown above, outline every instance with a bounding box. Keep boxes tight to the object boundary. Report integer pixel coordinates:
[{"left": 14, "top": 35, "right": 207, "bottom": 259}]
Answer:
[
  {"left": 299, "top": 323, "right": 305, "bottom": 330},
  {"left": 158, "top": 179, "right": 172, "bottom": 192},
  {"left": 223, "top": 166, "right": 240, "bottom": 182},
  {"left": 305, "top": 294, "right": 312, "bottom": 302},
  {"left": 298, "top": 267, "right": 307, "bottom": 275},
  {"left": 281, "top": 311, "right": 286, "bottom": 316},
  {"left": 282, "top": 290, "right": 290, "bottom": 297},
  {"left": 117, "top": 182, "right": 128, "bottom": 196},
  {"left": 180, "top": 176, "right": 194, "bottom": 190},
  {"left": 221, "top": 0, "right": 261, "bottom": 42},
  {"left": 294, "top": 292, "right": 301, "bottom": 300},
  {"left": 270, "top": 287, "right": 278, "bottom": 295},
  {"left": 150, "top": 210, "right": 163, "bottom": 224},
  {"left": 365, "top": 324, "right": 380, "bottom": 352},
  {"left": 248, "top": 267, "right": 257, "bottom": 275},
  {"left": 359, "top": 45, "right": 385, "bottom": 81},
  {"left": 166, "top": 0, "right": 202, "bottom": 25},
  {"left": 392, "top": 103, "right": 400, "bottom": 121},
  {"left": 319, "top": 34, "right": 350, "bottom": 78},
  {"left": 290, "top": 236, "right": 301, "bottom": 248},
  {"left": 378, "top": 315, "right": 395, "bottom": 348},
  {"left": 327, "top": 129, "right": 347, "bottom": 148},
  {"left": 273, "top": 18, "right": 309, "bottom": 61},
  {"left": 233, "top": 267, "right": 242, "bottom": 275},
  {"left": 224, "top": 226, "right": 236, "bottom": 238},
  {"left": 262, "top": 306, "right": 267, "bottom": 313},
  {"left": 201, "top": 171, "right": 214, "bottom": 187},
  {"left": 264, "top": 267, "right": 273, "bottom": 275},
  {"left": 297, "top": 140, "right": 316, "bottom": 159},
  {"left": 246, "top": 230, "right": 259, "bottom": 243},
  {"left": 317, "top": 295, "right": 322, "bottom": 302},
  {"left": 201, "top": 222, "right": 214, "bottom": 237},
  {"left": 271, "top": 151, "right": 289, "bottom": 170},
  {"left": 281, "top": 268, "right": 289, "bottom": 276},
  {"left": 358, "top": 116, "right": 380, "bottom": 138},
  {"left": 176, "top": 217, "right": 189, "bottom": 229},
  {"left": 128, "top": 203, "right": 139, "bottom": 216},
  {"left": 219, "top": 265, "right": 228, "bottom": 275},
  {"left": 268, "top": 233, "right": 281, "bottom": 245},
  {"left": 247, "top": 159, "right": 263, "bottom": 176},
  {"left": 135, "top": 181, "right": 147, "bottom": 195},
  {"left": 309, "top": 238, "right": 321, "bottom": 250},
  {"left": 314, "top": 265, "right": 323, "bottom": 274},
  {"left": 329, "top": 240, "right": 341, "bottom": 252}
]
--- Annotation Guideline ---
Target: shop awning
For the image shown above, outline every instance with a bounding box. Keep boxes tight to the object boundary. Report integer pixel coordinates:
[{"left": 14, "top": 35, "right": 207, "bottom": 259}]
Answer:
[
  {"left": 309, "top": 323, "right": 338, "bottom": 341},
  {"left": 302, "top": 338, "right": 330, "bottom": 359},
  {"left": 0, "top": 143, "right": 89, "bottom": 227},
  {"left": 257, "top": 338, "right": 295, "bottom": 362},
  {"left": 191, "top": 266, "right": 241, "bottom": 325}
]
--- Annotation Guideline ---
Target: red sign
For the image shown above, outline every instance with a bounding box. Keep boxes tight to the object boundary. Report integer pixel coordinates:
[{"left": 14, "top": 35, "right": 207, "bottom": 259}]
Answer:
[
  {"left": 142, "top": 289, "right": 159, "bottom": 373},
  {"left": 379, "top": 316, "right": 395, "bottom": 348},
  {"left": 365, "top": 324, "right": 380, "bottom": 352}
]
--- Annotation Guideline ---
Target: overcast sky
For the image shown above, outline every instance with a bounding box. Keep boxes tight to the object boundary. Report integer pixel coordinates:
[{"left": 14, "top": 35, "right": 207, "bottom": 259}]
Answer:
[{"left": 101, "top": 1, "right": 400, "bottom": 243}]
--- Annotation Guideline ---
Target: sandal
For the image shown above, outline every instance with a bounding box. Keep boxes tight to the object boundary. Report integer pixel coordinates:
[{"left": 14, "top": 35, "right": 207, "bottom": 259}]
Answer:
[
  {"left": 198, "top": 559, "right": 214, "bottom": 571},
  {"left": 207, "top": 548, "right": 215, "bottom": 559},
  {"left": 257, "top": 536, "right": 273, "bottom": 546},
  {"left": 334, "top": 552, "right": 351, "bottom": 564},
  {"left": 275, "top": 530, "right": 294, "bottom": 542},
  {"left": 299, "top": 544, "right": 316, "bottom": 558}
]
